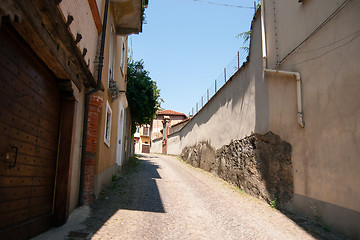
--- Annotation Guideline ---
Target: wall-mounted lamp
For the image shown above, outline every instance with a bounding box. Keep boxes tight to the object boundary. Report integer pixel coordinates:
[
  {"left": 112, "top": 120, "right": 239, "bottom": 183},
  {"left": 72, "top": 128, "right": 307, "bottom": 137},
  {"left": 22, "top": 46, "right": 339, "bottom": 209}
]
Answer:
[{"left": 135, "top": 63, "right": 143, "bottom": 74}]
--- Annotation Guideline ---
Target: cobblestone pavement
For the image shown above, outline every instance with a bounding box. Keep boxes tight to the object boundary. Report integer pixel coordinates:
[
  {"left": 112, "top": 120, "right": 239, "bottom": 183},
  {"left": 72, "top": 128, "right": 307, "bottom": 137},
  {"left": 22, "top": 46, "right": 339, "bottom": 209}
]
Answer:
[{"left": 75, "top": 154, "right": 346, "bottom": 240}]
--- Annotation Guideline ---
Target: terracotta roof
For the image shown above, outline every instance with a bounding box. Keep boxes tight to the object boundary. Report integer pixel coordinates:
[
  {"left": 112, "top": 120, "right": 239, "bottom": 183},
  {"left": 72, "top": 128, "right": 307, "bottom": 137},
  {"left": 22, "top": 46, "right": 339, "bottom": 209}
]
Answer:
[{"left": 157, "top": 109, "right": 187, "bottom": 117}]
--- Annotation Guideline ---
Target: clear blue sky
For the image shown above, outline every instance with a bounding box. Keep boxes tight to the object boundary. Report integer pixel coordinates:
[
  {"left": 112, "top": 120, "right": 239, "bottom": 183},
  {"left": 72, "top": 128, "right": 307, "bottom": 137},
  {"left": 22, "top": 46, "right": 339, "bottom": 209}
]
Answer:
[{"left": 130, "top": 0, "right": 256, "bottom": 116}]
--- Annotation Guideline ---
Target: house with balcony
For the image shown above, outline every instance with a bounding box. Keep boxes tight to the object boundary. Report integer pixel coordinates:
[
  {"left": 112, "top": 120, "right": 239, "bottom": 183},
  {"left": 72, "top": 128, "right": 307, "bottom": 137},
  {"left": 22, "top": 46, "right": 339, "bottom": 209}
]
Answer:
[
  {"left": 134, "top": 124, "right": 151, "bottom": 153},
  {"left": 0, "top": 0, "right": 145, "bottom": 239}
]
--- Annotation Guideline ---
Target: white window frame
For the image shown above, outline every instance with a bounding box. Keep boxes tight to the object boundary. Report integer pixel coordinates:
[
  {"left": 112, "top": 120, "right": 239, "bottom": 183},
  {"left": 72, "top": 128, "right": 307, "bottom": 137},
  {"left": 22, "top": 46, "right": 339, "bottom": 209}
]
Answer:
[
  {"left": 104, "top": 101, "right": 112, "bottom": 147},
  {"left": 120, "top": 36, "right": 127, "bottom": 75},
  {"left": 108, "top": 18, "right": 116, "bottom": 87},
  {"left": 143, "top": 126, "right": 149, "bottom": 136}
]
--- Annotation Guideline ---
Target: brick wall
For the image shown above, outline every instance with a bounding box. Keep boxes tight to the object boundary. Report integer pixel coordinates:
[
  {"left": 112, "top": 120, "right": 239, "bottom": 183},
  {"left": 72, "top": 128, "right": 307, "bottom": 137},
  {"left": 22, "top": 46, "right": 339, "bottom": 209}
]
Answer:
[{"left": 83, "top": 94, "right": 103, "bottom": 204}]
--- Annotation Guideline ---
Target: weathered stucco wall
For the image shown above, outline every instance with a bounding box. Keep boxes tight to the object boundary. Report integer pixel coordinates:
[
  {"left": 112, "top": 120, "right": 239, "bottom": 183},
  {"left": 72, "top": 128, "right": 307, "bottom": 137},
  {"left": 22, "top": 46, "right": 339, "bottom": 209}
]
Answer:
[
  {"left": 93, "top": 5, "right": 128, "bottom": 197},
  {"left": 151, "top": 138, "right": 162, "bottom": 154},
  {"left": 59, "top": 0, "right": 99, "bottom": 74},
  {"left": 264, "top": 1, "right": 360, "bottom": 238}
]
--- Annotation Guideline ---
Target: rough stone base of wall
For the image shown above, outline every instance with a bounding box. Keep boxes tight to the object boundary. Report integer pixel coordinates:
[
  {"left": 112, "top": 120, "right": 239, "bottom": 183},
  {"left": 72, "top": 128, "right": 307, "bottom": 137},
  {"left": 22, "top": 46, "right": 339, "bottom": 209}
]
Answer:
[{"left": 181, "top": 131, "right": 293, "bottom": 209}]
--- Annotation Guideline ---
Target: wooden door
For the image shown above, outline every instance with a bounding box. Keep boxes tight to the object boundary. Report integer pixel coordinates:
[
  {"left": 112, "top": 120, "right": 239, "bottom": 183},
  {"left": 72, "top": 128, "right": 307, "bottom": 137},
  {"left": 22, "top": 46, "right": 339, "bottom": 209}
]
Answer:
[{"left": 0, "top": 24, "right": 62, "bottom": 239}]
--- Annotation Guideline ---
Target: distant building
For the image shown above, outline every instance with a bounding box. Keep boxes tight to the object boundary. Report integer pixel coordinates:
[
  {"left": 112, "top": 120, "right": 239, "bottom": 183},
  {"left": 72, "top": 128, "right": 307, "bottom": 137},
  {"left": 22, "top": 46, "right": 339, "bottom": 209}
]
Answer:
[
  {"left": 151, "top": 110, "right": 188, "bottom": 140},
  {"left": 134, "top": 124, "right": 151, "bottom": 153}
]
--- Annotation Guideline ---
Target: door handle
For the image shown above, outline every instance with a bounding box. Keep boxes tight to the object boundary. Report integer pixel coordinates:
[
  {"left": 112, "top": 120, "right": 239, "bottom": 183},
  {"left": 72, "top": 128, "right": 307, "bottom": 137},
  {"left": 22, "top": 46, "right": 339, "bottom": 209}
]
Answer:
[{"left": 8, "top": 145, "right": 18, "bottom": 169}]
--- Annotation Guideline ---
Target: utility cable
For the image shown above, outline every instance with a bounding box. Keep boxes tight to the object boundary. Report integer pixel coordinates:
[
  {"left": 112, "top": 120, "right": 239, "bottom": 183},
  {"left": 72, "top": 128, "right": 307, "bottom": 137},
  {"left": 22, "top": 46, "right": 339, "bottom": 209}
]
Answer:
[
  {"left": 295, "top": 28, "right": 360, "bottom": 54},
  {"left": 182, "top": 0, "right": 254, "bottom": 9},
  {"left": 282, "top": 32, "right": 360, "bottom": 67},
  {"left": 279, "top": 0, "right": 350, "bottom": 65}
]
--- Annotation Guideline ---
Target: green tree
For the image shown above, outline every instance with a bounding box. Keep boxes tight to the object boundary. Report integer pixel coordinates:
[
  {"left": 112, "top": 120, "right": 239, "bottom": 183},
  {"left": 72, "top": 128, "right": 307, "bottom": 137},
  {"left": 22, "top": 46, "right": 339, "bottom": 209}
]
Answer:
[
  {"left": 126, "top": 59, "right": 163, "bottom": 134},
  {"left": 236, "top": 30, "right": 251, "bottom": 52}
]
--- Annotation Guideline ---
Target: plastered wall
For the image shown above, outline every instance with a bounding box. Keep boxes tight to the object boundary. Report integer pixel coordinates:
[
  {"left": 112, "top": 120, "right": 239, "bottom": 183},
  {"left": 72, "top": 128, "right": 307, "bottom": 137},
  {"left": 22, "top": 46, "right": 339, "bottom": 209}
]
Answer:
[
  {"left": 264, "top": 1, "right": 360, "bottom": 238},
  {"left": 59, "top": 0, "right": 99, "bottom": 74}
]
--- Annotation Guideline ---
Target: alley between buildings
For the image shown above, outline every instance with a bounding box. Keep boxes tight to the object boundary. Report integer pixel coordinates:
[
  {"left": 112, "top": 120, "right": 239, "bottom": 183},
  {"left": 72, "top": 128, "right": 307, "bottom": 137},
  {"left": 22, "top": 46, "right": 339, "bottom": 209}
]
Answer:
[{"left": 42, "top": 154, "right": 345, "bottom": 240}]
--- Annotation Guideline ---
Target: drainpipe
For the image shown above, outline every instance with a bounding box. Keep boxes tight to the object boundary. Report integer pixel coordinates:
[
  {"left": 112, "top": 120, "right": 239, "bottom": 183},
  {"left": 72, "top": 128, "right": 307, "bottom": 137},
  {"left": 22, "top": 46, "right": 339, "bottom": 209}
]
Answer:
[
  {"left": 79, "top": 0, "right": 109, "bottom": 206},
  {"left": 260, "top": 0, "right": 267, "bottom": 71},
  {"left": 261, "top": 2, "right": 305, "bottom": 127},
  {"left": 264, "top": 69, "right": 305, "bottom": 128}
]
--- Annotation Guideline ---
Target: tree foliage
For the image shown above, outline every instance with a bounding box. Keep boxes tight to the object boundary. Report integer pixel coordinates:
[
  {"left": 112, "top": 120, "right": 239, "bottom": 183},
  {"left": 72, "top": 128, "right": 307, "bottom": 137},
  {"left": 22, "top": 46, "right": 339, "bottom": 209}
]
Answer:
[
  {"left": 236, "top": 30, "right": 251, "bottom": 53},
  {"left": 126, "top": 59, "right": 163, "bottom": 134}
]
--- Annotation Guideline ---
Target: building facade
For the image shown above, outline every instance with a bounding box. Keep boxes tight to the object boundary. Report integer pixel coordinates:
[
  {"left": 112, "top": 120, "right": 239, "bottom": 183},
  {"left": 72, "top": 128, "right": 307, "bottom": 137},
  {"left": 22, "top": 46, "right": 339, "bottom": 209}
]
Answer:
[
  {"left": 0, "top": 0, "right": 144, "bottom": 239},
  {"left": 151, "top": 110, "right": 188, "bottom": 140},
  {"left": 263, "top": 0, "right": 360, "bottom": 238},
  {"left": 134, "top": 124, "right": 151, "bottom": 153}
]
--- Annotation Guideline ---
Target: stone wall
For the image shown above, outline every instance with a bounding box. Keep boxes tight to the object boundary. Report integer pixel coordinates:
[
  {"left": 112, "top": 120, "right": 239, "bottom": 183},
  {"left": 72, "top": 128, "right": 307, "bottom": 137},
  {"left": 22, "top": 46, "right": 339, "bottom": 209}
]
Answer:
[{"left": 181, "top": 132, "right": 293, "bottom": 209}]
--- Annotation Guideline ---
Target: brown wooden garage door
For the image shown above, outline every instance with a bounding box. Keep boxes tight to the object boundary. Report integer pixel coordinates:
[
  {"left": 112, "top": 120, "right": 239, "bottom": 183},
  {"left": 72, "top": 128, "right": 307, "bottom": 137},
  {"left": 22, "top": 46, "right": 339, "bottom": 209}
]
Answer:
[{"left": 0, "top": 24, "right": 62, "bottom": 239}]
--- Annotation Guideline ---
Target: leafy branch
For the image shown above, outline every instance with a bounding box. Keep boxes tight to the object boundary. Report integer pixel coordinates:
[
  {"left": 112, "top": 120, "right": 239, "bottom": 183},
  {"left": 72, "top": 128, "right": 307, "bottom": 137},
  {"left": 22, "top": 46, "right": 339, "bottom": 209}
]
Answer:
[{"left": 126, "top": 59, "right": 163, "bottom": 134}]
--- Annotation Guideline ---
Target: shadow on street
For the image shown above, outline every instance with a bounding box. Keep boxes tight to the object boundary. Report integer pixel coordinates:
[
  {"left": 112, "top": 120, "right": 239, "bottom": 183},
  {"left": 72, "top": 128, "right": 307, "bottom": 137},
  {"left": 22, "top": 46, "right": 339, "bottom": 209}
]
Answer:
[{"left": 83, "top": 154, "right": 165, "bottom": 235}]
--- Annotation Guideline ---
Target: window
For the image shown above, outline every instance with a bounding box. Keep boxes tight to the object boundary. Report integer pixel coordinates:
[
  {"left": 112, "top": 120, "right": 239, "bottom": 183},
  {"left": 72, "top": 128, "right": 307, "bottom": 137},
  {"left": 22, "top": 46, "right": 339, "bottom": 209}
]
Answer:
[
  {"left": 104, "top": 101, "right": 112, "bottom": 147},
  {"left": 120, "top": 36, "right": 127, "bottom": 74},
  {"left": 143, "top": 126, "right": 149, "bottom": 136},
  {"left": 108, "top": 19, "right": 115, "bottom": 87}
]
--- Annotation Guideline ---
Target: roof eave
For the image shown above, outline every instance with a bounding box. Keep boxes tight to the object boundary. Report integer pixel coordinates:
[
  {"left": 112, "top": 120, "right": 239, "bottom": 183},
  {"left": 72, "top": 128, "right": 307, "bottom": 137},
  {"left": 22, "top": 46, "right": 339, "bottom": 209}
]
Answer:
[{"left": 111, "top": 0, "right": 143, "bottom": 35}]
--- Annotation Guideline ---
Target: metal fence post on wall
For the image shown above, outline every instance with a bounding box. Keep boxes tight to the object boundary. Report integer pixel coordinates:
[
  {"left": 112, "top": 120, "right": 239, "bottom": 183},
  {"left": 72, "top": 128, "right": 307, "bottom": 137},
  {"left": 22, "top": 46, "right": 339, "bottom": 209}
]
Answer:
[
  {"left": 188, "top": 50, "right": 250, "bottom": 119},
  {"left": 237, "top": 51, "right": 240, "bottom": 69}
]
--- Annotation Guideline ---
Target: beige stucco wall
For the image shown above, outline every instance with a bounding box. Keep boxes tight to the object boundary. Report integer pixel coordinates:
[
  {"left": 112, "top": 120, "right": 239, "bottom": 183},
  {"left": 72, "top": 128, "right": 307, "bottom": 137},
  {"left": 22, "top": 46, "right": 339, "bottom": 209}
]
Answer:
[
  {"left": 58, "top": 0, "right": 133, "bottom": 209},
  {"left": 166, "top": 132, "right": 181, "bottom": 155},
  {"left": 265, "top": 1, "right": 360, "bottom": 237},
  {"left": 264, "top": 0, "right": 349, "bottom": 69},
  {"left": 151, "top": 138, "right": 162, "bottom": 154},
  {"left": 94, "top": 4, "right": 128, "bottom": 197},
  {"left": 59, "top": 0, "right": 99, "bottom": 74},
  {"left": 58, "top": 0, "right": 98, "bottom": 212}
]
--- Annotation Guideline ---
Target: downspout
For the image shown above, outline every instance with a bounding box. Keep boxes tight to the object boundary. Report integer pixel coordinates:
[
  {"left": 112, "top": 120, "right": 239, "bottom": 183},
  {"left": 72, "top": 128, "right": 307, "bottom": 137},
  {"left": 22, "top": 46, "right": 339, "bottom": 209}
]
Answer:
[
  {"left": 261, "top": 2, "right": 304, "bottom": 128},
  {"left": 264, "top": 69, "right": 305, "bottom": 127},
  {"left": 79, "top": 0, "right": 109, "bottom": 206},
  {"left": 260, "top": 0, "right": 267, "bottom": 71}
]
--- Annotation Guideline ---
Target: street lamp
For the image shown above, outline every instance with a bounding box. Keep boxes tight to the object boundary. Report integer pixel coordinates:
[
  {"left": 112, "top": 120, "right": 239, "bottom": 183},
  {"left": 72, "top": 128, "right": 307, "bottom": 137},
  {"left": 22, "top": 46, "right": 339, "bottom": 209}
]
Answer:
[{"left": 135, "top": 63, "right": 143, "bottom": 75}]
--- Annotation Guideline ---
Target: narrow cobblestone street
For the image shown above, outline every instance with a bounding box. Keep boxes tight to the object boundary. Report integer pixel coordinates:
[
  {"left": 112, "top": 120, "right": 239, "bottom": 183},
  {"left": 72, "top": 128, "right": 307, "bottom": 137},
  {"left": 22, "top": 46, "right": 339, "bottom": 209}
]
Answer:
[{"left": 73, "top": 154, "right": 344, "bottom": 240}]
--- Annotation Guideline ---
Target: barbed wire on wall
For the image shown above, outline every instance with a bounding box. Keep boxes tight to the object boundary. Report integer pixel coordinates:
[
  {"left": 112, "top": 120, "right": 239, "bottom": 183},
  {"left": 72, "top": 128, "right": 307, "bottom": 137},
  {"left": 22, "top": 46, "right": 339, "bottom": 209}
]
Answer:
[{"left": 189, "top": 48, "right": 249, "bottom": 117}]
